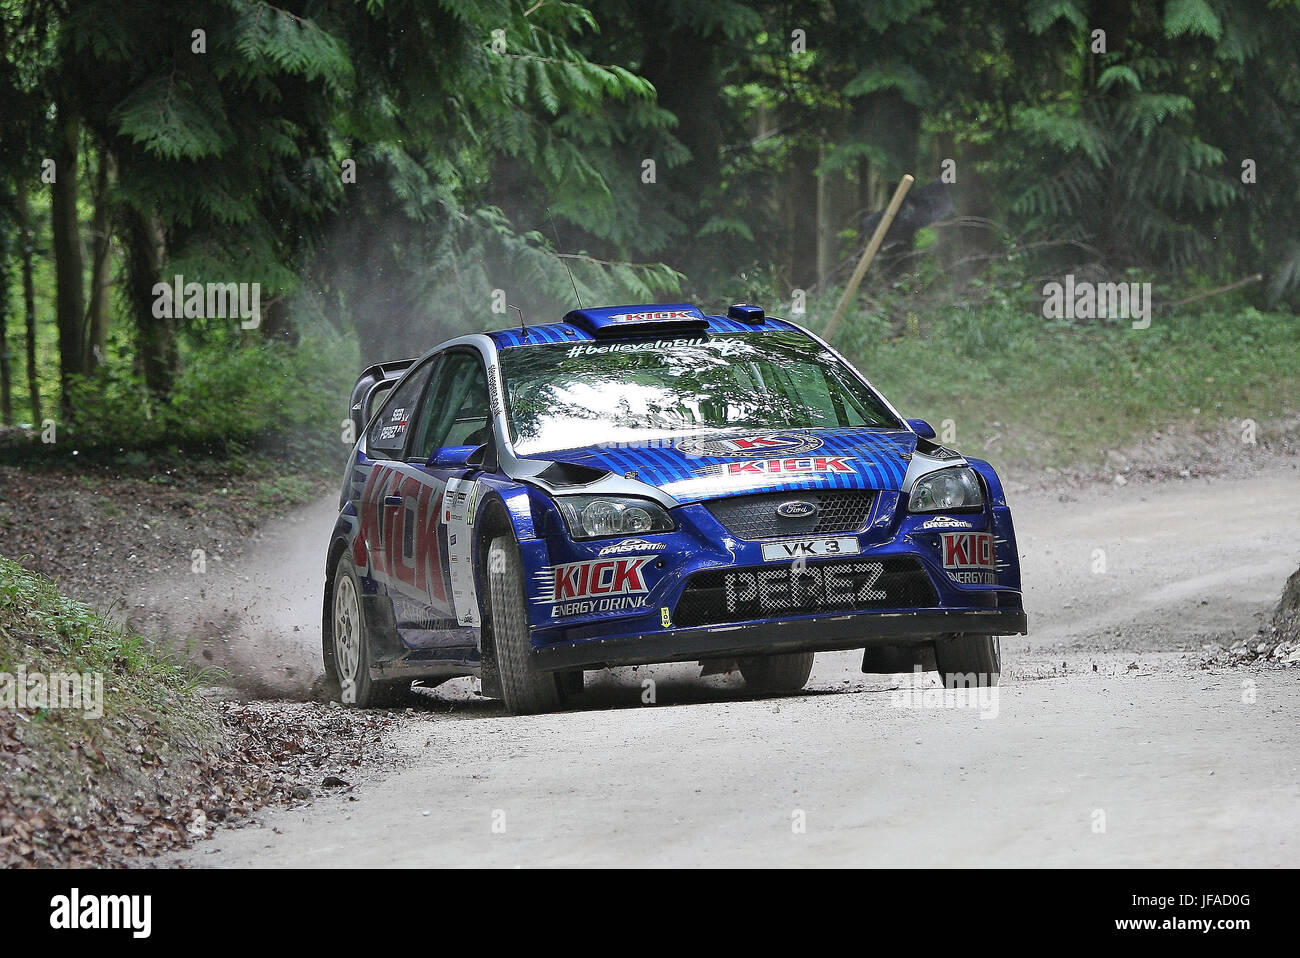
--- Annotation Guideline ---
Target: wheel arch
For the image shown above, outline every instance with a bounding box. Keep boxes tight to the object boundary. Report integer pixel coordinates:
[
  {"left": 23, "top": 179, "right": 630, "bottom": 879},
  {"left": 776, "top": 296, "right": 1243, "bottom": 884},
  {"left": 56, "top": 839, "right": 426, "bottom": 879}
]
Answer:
[
  {"left": 319, "top": 530, "right": 351, "bottom": 670},
  {"left": 473, "top": 496, "right": 516, "bottom": 698}
]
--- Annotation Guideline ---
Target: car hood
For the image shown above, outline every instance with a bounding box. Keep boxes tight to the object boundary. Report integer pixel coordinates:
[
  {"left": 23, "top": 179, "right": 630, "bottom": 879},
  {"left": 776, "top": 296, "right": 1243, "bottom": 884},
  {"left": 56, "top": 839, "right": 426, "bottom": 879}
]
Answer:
[{"left": 527, "top": 428, "right": 918, "bottom": 505}]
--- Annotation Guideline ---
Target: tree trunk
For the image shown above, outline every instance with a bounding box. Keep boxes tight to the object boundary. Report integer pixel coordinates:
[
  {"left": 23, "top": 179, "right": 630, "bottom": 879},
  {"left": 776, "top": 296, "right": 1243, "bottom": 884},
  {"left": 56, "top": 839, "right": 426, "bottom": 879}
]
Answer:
[
  {"left": 124, "top": 208, "right": 175, "bottom": 399},
  {"left": 51, "top": 105, "right": 85, "bottom": 418},
  {"left": 16, "top": 183, "right": 42, "bottom": 425},
  {"left": 85, "top": 149, "right": 115, "bottom": 371},
  {"left": 0, "top": 229, "right": 11, "bottom": 426},
  {"left": 815, "top": 143, "right": 859, "bottom": 289},
  {"left": 258, "top": 295, "right": 297, "bottom": 345},
  {"left": 782, "top": 143, "right": 818, "bottom": 294}
]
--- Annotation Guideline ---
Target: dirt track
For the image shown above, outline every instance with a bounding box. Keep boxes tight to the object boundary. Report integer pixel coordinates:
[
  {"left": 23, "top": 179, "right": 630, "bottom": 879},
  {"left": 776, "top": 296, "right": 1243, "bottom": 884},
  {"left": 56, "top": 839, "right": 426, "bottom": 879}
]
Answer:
[{"left": 165, "top": 465, "right": 1300, "bottom": 867}]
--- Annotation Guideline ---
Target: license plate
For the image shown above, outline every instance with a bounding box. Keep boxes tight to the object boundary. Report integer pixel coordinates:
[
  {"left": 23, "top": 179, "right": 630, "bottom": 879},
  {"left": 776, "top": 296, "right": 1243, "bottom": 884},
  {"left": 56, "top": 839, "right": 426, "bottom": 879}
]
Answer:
[{"left": 760, "top": 537, "right": 860, "bottom": 561}]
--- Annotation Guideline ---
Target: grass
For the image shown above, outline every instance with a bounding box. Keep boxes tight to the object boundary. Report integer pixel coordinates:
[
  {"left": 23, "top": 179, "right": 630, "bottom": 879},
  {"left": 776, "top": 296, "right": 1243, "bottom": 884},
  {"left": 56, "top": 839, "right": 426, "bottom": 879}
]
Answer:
[
  {"left": 0, "top": 555, "right": 197, "bottom": 711},
  {"left": 824, "top": 295, "right": 1298, "bottom": 476},
  {"left": 254, "top": 474, "right": 322, "bottom": 510},
  {"left": 0, "top": 555, "right": 226, "bottom": 865}
]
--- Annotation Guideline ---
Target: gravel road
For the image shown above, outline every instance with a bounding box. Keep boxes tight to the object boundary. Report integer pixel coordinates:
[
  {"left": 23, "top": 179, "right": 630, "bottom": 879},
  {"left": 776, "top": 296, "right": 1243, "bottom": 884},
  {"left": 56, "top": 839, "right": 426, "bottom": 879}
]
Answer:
[{"left": 170, "top": 464, "right": 1300, "bottom": 867}]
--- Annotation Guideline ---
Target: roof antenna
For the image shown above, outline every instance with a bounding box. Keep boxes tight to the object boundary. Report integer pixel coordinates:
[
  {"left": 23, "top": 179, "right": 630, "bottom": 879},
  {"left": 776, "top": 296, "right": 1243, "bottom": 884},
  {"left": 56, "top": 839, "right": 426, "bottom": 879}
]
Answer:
[
  {"left": 546, "top": 207, "right": 584, "bottom": 309},
  {"left": 508, "top": 303, "right": 528, "bottom": 340}
]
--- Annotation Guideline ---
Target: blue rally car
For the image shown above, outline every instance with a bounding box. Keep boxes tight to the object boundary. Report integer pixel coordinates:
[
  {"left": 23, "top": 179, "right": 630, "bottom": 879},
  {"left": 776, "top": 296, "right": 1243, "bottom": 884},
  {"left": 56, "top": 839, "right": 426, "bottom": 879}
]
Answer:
[{"left": 323, "top": 303, "right": 1027, "bottom": 712}]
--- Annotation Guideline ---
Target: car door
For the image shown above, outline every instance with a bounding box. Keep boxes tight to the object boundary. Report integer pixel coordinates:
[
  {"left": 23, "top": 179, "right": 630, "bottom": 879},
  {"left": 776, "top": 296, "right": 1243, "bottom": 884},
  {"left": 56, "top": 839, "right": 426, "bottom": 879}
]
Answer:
[
  {"left": 403, "top": 349, "right": 493, "bottom": 634},
  {"left": 358, "top": 356, "right": 441, "bottom": 638}
]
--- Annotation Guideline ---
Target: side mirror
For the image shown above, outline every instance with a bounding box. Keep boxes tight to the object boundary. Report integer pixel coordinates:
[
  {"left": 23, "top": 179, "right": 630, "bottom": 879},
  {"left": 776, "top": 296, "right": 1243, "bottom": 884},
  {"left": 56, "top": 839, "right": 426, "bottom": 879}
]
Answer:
[
  {"left": 907, "top": 418, "right": 937, "bottom": 439},
  {"left": 465, "top": 423, "right": 499, "bottom": 472},
  {"left": 466, "top": 441, "right": 499, "bottom": 472},
  {"left": 428, "top": 445, "right": 477, "bottom": 469}
]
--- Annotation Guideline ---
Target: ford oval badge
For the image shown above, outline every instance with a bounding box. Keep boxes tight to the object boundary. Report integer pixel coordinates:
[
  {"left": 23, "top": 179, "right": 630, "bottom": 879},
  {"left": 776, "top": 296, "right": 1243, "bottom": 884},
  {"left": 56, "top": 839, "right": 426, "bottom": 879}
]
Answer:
[{"left": 776, "top": 500, "right": 818, "bottom": 519}]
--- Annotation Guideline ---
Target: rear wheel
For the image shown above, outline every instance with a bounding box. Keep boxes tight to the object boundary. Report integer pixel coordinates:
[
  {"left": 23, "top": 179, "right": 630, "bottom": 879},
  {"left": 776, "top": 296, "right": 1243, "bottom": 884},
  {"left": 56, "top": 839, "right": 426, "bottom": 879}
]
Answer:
[
  {"left": 738, "top": 651, "right": 815, "bottom": 694},
  {"left": 487, "top": 536, "right": 565, "bottom": 715},
  {"left": 329, "top": 557, "right": 408, "bottom": 707},
  {"left": 933, "top": 633, "right": 1001, "bottom": 688}
]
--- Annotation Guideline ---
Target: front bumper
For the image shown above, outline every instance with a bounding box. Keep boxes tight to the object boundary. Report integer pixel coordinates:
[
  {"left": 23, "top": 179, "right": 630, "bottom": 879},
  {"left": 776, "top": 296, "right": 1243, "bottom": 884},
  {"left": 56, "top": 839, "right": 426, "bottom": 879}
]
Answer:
[{"left": 531, "top": 608, "right": 1027, "bottom": 672}]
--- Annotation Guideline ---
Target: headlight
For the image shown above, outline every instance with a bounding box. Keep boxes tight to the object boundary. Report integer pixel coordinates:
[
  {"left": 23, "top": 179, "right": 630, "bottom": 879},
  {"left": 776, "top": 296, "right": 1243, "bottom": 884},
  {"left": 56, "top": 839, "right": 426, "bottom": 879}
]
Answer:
[
  {"left": 556, "top": 495, "right": 675, "bottom": 539},
  {"left": 908, "top": 467, "right": 985, "bottom": 512}
]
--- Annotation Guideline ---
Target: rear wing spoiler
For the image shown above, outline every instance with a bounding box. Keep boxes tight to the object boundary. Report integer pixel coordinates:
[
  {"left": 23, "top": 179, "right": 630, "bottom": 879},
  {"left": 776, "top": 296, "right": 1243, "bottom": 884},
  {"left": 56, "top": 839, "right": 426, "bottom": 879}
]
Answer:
[{"left": 349, "top": 358, "right": 416, "bottom": 444}]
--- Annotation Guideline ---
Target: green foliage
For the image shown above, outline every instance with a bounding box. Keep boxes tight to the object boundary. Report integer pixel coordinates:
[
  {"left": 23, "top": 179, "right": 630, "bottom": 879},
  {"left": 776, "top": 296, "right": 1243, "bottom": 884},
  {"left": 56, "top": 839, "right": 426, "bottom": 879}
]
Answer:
[
  {"left": 797, "top": 275, "right": 1298, "bottom": 475},
  {"left": 1164, "top": 0, "right": 1223, "bottom": 40},
  {"left": 0, "top": 555, "right": 189, "bottom": 696},
  {"left": 4, "top": 0, "right": 1300, "bottom": 453},
  {"left": 63, "top": 330, "right": 356, "bottom": 466},
  {"left": 1026, "top": 0, "right": 1088, "bottom": 34}
]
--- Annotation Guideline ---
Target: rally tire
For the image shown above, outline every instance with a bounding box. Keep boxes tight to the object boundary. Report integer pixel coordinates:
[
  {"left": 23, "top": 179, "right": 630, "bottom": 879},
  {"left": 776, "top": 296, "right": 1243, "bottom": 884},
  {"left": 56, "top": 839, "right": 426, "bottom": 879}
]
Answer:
[
  {"left": 487, "top": 536, "right": 565, "bottom": 715},
  {"left": 330, "top": 556, "right": 408, "bottom": 708},
  {"left": 934, "top": 633, "right": 1001, "bottom": 688},
  {"left": 739, "top": 651, "right": 815, "bottom": 694}
]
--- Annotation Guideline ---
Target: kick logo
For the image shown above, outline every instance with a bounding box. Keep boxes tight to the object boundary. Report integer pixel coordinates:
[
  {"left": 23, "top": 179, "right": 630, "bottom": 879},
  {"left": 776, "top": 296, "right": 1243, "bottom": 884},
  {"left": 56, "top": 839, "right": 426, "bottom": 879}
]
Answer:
[
  {"left": 941, "top": 532, "right": 994, "bottom": 569},
  {"left": 941, "top": 532, "right": 996, "bottom": 584},
  {"left": 723, "top": 456, "right": 853, "bottom": 476},
  {"left": 533, "top": 557, "right": 654, "bottom": 604},
  {"left": 608, "top": 309, "right": 696, "bottom": 323}
]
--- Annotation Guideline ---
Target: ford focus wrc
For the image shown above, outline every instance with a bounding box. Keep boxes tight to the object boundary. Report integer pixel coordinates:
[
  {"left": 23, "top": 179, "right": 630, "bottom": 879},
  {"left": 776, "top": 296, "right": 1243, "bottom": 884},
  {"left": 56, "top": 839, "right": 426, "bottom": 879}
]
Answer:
[{"left": 324, "top": 303, "right": 1027, "bottom": 713}]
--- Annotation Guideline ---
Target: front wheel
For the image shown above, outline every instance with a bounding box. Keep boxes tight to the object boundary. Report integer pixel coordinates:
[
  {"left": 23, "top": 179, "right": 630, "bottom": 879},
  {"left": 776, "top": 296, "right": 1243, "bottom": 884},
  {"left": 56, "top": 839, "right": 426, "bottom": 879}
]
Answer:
[
  {"left": 933, "top": 634, "right": 1001, "bottom": 688},
  {"left": 487, "top": 536, "right": 565, "bottom": 715},
  {"left": 328, "top": 557, "right": 408, "bottom": 707},
  {"left": 738, "top": 651, "right": 815, "bottom": 694}
]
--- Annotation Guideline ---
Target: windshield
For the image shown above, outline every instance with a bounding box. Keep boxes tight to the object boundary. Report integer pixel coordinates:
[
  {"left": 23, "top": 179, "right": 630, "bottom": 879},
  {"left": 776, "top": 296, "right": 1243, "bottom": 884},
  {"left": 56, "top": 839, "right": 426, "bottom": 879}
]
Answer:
[{"left": 499, "top": 331, "right": 902, "bottom": 456}]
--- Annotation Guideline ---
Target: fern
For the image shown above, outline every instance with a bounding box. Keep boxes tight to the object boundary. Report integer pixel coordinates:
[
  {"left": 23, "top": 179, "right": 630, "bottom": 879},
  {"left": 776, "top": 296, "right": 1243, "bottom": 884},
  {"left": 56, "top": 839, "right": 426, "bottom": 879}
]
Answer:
[
  {"left": 231, "top": 1, "right": 352, "bottom": 91},
  {"left": 1026, "top": 0, "right": 1088, "bottom": 34},
  {"left": 1163, "top": 0, "right": 1223, "bottom": 40},
  {"left": 1097, "top": 65, "right": 1142, "bottom": 93},
  {"left": 111, "top": 76, "right": 233, "bottom": 161}
]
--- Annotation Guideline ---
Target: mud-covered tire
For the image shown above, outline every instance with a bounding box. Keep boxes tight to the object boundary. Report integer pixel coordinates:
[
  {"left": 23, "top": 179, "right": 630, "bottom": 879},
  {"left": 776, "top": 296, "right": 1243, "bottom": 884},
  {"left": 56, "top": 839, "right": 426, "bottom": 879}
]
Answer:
[
  {"left": 933, "top": 633, "right": 1001, "bottom": 688},
  {"left": 328, "top": 556, "right": 408, "bottom": 708},
  {"left": 487, "top": 536, "right": 564, "bottom": 714},
  {"left": 738, "top": 651, "right": 815, "bottom": 694}
]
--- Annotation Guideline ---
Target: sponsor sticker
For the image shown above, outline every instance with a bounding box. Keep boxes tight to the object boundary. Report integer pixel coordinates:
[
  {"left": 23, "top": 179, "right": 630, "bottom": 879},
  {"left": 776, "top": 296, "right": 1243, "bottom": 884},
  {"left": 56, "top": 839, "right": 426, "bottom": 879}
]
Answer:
[
  {"left": 597, "top": 538, "right": 667, "bottom": 556},
  {"left": 760, "top": 537, "right": 860, "bottom": 562},
  {"left": 661, "top": 606, "right": 672, "bottom": 628},
  {"left": 443, "top": 478, "right": 481, "bottom": 625},
  {"left": 465, "top": 483, "right": 479, "bottom": 525},
  {"left": 724, "top": 561, "right": 887, "bottom": 617},
  {"left": 678, "top": 433, "right": 824, "bottom": 458},
  {"left": 920, "top": 515, "right": 974, "bottom": 530},
  {"left": 486, "top": 364, "right": 502, "bottom": 415},
  {"left": 940, "top": 531, "right": 996, "bottom": 585},
  {"left": 608, "top": 309, "right": 696, "bottom": 323},
  {"left": 565, "top": 336, "right": 743, "bottom": 359},
  {"left": 698, "top": 455, "right": 855, "bottom": 477},
  {"left": 533, "top": 556, "right": 655, "bottom": 618}
]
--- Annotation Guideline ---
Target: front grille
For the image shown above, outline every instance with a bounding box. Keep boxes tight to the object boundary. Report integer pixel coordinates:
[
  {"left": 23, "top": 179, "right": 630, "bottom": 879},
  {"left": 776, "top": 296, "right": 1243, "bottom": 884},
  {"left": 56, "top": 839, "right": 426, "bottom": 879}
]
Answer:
[
  {"left": 674, "top": 556, "right": 937, "bottom": 628},
  {"left": 703, "top": 490, "right": 876, "bottom": 540}
]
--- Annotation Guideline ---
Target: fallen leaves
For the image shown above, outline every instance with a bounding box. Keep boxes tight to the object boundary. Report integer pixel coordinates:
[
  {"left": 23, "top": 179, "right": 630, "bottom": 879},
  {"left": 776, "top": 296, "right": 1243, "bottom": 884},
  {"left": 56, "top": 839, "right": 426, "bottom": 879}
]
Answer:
[{"left": 0, "top": 700, "right": 397, "bottom": 868}]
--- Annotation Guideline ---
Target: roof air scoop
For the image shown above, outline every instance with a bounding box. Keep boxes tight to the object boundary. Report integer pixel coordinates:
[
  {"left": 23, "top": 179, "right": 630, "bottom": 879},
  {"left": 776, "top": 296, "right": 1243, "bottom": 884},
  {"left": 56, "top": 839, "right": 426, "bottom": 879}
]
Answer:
[{"left": 563, "top": 303, "right": 708, "bottom": 337}]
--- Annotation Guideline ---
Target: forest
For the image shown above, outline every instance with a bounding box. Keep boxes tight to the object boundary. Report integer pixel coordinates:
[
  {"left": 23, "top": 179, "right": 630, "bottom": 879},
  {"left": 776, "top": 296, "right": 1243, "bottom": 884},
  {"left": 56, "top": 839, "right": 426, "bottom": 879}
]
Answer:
[{"left": 1, "top": 0, "right": 1296, "bottom": 469}]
